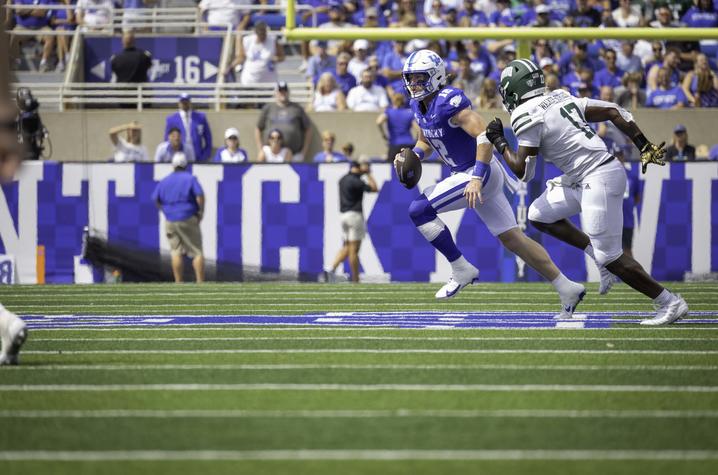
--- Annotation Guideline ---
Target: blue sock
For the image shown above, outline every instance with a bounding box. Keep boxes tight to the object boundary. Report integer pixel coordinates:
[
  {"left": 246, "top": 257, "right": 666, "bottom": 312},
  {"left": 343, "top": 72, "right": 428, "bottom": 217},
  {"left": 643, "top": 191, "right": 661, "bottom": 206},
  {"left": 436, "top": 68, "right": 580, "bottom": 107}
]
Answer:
[{"left": 430, "top": 227, "right": 462, "bottom": 262}]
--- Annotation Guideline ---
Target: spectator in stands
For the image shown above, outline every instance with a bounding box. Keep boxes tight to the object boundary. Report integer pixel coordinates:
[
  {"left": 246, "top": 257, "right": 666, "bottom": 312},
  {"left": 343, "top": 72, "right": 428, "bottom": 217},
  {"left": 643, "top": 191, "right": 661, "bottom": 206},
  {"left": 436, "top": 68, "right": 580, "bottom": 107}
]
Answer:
[
  {"left": 425, "top": 0, "right": 445, "bottom": 27},
  {"left": 318, "top": 1, "right": 356, "bottom": 54},
  {"left": 381, "top": 40, "right": 408, "bottom": 88},
  {"left": 597, "top": 86, "right": 631, "bottom": 159},
  {"left": 464, "top": 40, "right": 493, "bottom": 82},
  {"left": 564, "top": 67, "right": 596, "bottom": 97},
  {"left": 75, "top": 0, "right": 113, "bottom": 31},
  {"left": 647, "top": 68, "right": 689, "bottom": 109},
  {"left": 352, "top": 2, "right": 386, "bottom": 27},
  {"left": 489, "top": 0, "right": 514, "bottom": 27},
  {"left": 545, "top": 73, "right": 561, "bottom": 92},
  {"left": 709, "top": 143, "right": 718, "bottom": 160},
  {"left": 612, "top": 0, "right": 641, "bottom": 28},
  {"left": 198, "top": 0, "right": 250, "bottom": 31},
  {"left": 164, "top": 94, "right": 213, "bottom": 162},
  {"left": 451, "top": 56, "right": 482, "bottom": 101},
  {"left": 569, "top": 0, "right": 601, "bottom": 27},
  {"left": 155, "top": 126, "right": 196, "bottom": 163},
  {"left": 110, "top": 32, "right": 152, "bottom": 84},
  {"left": 539, "top": 57, "right": 558, "bottom": 77},
  {"left": 477, "top": 78, "right": 501, "bottom": 109},
  {"left": 308, "top": 72, "right": 347, "bottom": 112},
  {"left": 256, "top": 81, "right": 312, "bottom": 161},
  {"left": 213, "top": 127, "right": 248, "bottom": 163},
  {"left": 594, "top": 49, "right": 624, "bottom": 90},
  {"left": 306, "top": 40, "right": 337, "bottom": 86},
  {"left": 616, "top": 41, "right": 642, "bottom": 74},
  {"left": 391, "top": 0, "right": 424, "bottom": 26},
  {"left": 616, "top": 71, "right": 647, "bottom": 110},
  {"left": 346, "top": 69, "right": 389, "bottom": 112},
  {"left": 313, "top": 130, "right": 348, "bottom": 163},
  {"left": 532, "top": 4, "right": 559, "bottom": 27},
  {"left": 109, "top": 121, "right": 149, "bottom": 162},
  {"left": 333, "top": 52, "right": 357, "bottom": 96},
  {"left": 682, "top": 53, "right": 718, "bottom": 107},
  {"left": 51, "top": 0, "right": 75, "bottom": 72},
  {"left": 682, "top": 0, "right": 718, "bottom": 28},
  {"left": 152, "top": 152, "right": 205, "bottom": 283},
  {"left": 11, "top": 0, "right": 56, "bottom": 72},
  {"left": 348, "top": 39, "right": 370, "bottom": 83},
  {"left": 366, "top": 55, "right": 388, "bottom": 88},
  {"left": 650, "top": 4, "right": 679, "bottom": 28},
  {"left": 121, "top": 0, "right": 152, "bottom": 33},
  {"left": 647, "top": 47, "right": 682, "bottom": 91},
  {"left": 258, "top": 128, "right": 292, "bottom": 162},
  {"left": 458, "top": 0, "right": 488, "bottom": 27},
  {"left": 376, "top": 92, "right": 414, "bottom": 162},
  {"left": 228, "top": 20, "right": 284, "bottom": 86},
  {"left": 666, "top": 124, "right": 696, "bottom": 161},
  {"left": 342, "top": 142, "right": 354, "bottom": 162},
  {"left": 558, "top": 41, "right": 598, "bottom": 79}
]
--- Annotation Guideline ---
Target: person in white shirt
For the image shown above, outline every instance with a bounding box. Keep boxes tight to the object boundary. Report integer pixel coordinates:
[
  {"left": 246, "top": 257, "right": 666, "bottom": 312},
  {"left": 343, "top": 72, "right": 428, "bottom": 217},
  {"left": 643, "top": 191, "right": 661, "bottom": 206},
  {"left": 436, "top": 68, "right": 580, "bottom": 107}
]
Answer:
[
  {"left": 258, "top": 128, "right": 293, "bottom": 163},
  {"left": 307, "top": 72, "right": 347, "bottom": 112},
  {"left": 75, "top": 0, "right": 114, "bottom": 31},
  {"left": 348, "top": 39, "right": 371, "bottom": 83},
  {"left": 346, "top": 69, "right": 389, "bottom": 112},
  {"left": 109, "top": 121, "right": 149, "bottom": 162},
  {"left": 227, "top": 20, "right": 284, "bottom": 85},
  {"left": 198, "top": 0, "right": 250, "bottom": 30},
  {"left": 213, "top": 127, "right": 249, "bottom": 162}
]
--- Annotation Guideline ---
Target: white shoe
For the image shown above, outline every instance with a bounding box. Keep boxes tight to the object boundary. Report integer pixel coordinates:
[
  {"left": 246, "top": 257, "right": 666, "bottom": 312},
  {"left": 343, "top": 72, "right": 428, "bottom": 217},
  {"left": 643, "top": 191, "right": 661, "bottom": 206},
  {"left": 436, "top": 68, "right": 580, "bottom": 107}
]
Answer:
[
  {"left": 0, "top": 309, "right": 27, "bottom": 366},
  {"left": 640, "top": 294, "right": 688, "bottom": 326},
  {"left": 554, "top": 285, "right": 587, "bottom": 320},
  {"left": 598, "top": 266, "right": 618, "bottom": 295},
  {"left": 435, "top": 266, "right": 479, "bottom": 299}
]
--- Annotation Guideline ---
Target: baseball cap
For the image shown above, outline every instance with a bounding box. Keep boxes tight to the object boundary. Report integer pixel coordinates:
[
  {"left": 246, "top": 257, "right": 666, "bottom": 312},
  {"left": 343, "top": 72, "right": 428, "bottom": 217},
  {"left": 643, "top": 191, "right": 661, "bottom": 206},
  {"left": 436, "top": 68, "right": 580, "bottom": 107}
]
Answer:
[
  {"left": 353, "top": 39, "right": 370, "bottom": 51},
  {"left": 171, "top": 152, "right": 188, "bottom": 168},
  {"left": 275, "top": 81, "right": 289, "bottom": 91},
  {"left": 539, "top": 57, "right": 554, "bottom": 69},
  {"left": 178, "top": 93, "right": 191, "bottom": 102},
  {"left": 224, "top": 127, "right": 239, "bottom": 139},
  {"left": 536, "top": 4, "right": 550, "bottom": 14},
  {"left": 674, "top": 124, "right": 687, "bottom": 133},
  {"left": 504, "top": 44, "right": 516, "bottom": 54},
  {"left": 365, "top": 6, "right": 378, "bottom": 18}
]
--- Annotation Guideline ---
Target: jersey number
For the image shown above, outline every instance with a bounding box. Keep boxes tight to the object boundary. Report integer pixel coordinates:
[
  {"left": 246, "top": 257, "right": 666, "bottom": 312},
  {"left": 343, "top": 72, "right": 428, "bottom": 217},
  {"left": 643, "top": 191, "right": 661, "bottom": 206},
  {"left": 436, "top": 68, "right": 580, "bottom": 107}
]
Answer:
[
  {"left": 427, "top": 138, "right": 458, "bottom": 168},
  {"left": 559, "top": 103, "right": 595, "bottom": 139}
]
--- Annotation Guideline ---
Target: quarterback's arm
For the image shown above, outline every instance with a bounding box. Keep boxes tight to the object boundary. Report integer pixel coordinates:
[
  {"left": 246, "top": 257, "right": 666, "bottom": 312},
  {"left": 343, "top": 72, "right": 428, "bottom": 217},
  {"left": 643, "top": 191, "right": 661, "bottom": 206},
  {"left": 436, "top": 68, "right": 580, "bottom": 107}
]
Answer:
[
  {"left": 452, "top": 108, "right": 492, "bottom": 164},
  {"left": 412, "top": 128, "right": 433, "bottom": 160}
]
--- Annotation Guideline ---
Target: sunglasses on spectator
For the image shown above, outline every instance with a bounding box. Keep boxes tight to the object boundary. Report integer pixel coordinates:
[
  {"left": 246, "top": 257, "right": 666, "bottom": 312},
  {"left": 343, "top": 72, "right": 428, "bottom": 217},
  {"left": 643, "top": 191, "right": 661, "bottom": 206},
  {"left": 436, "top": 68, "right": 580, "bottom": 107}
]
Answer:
[{"left": 269, "top": 135, "right": 282, "bottom": 140}]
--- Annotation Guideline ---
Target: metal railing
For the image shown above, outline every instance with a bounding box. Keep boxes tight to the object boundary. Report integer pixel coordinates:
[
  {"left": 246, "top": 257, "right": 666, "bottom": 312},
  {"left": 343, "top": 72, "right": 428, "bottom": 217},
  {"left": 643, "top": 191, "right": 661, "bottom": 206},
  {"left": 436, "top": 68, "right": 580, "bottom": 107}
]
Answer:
[{"left": 10, "top": 82, "right": 314, "bottom": 111}]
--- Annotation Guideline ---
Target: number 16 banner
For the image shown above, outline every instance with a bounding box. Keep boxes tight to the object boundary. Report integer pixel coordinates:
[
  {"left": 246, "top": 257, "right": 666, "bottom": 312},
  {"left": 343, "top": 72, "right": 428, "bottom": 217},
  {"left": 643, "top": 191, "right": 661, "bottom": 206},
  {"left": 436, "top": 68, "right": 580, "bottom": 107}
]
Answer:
[{"left": 83, "top": 36, "right": 224, "bottom": 84}]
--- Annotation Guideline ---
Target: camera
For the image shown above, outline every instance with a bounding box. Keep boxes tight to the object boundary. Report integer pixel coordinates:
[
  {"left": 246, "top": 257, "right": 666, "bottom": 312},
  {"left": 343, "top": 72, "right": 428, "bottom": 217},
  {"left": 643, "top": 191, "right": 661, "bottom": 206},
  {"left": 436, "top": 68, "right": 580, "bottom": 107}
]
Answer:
[{"left": 16, "top": 87, "right": 49, "bottom": 160}]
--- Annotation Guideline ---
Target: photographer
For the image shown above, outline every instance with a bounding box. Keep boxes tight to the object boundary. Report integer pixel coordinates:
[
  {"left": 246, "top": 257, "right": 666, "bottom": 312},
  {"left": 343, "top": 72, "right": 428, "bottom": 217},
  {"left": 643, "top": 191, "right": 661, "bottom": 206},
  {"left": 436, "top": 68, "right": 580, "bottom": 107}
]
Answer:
[
  {"left": 323, "top": 155, "right": 378, "bottom": 283},
  {"left": 15, "top": 88, "right": 47, "bottom": 160}
]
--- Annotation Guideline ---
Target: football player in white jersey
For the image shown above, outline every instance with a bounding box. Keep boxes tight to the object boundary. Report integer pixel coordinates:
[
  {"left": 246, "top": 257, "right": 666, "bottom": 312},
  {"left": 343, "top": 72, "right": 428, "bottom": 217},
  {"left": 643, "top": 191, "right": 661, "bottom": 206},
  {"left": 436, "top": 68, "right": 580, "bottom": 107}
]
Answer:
[
  {"left": 397, "top": 50, "right": 586, "bottom": 317},
  {"left": 486, "top": 59, "right": 687, "bottom": 326},
  {"left": 0, "top": 22, "right": 28, "bottom": 365}
]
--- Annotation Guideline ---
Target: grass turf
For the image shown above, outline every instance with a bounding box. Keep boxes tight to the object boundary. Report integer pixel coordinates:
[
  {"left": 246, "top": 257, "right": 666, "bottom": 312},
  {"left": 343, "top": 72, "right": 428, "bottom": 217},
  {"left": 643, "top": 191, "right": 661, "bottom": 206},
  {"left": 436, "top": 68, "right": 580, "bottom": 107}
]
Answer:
[{"left": 0, "top": 282, "right": 717, "bottom": 474}]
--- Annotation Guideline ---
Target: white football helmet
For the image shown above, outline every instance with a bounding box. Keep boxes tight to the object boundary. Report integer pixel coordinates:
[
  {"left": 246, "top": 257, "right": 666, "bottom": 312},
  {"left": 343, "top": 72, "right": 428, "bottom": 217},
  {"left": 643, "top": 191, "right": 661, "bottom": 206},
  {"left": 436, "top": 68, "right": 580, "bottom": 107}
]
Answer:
[{"left": 402, "top": 49, "right": 446, "bottom": 100}]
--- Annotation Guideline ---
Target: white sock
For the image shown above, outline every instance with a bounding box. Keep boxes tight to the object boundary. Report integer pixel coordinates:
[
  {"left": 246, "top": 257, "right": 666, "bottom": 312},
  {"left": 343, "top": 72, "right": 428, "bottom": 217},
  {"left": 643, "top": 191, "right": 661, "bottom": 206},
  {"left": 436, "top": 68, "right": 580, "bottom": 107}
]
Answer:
[
  {"left": 551, "top": 272, "right": 580, "bottom": 296},
  {"left": 450, "top": 255, "right": 472, "bottom": 273},
  {"left": 584, "top": 244, "right": 596, "bottom": 260},
  {"left": 653, "top": 289, "right": 673, "bottom": 306}
]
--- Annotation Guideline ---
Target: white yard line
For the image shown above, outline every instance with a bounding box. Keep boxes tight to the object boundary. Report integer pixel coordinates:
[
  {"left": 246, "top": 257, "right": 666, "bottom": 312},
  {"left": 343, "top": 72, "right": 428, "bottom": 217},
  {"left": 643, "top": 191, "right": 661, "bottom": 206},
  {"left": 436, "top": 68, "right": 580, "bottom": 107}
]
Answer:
[
  {"left": 0, "top": 383, "right": 716, "bottom": 392},
  {"left": 1, "top": 409, "right": 717, "bottom": 419},
  {"left": 29, "top": 326, "right": 718, "bottom": 332},
  {"left": 21, "top": 349, "right": 718, "bottom": 354},
  {"left": 1, "top": 449, "right": 717, "bottom": 461},
  {"left": 10, "top": 363, "right": 718, "bottom": 371},
  {"left": 29, "top": 336, "right": 718, "bottom": 342},
  {"left": 12, "top": 302, "right": 718, "bottom": 308}
]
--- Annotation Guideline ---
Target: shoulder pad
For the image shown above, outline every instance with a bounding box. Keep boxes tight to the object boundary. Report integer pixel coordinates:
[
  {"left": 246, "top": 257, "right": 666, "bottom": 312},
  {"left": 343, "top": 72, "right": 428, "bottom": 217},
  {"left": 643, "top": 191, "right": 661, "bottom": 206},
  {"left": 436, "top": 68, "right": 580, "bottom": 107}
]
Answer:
[
  {"left": 510, "top": 99, "right": 544, "bottom": 135},
  {"left": 436, "top": 87, "right": 471, "bottom": 118}
]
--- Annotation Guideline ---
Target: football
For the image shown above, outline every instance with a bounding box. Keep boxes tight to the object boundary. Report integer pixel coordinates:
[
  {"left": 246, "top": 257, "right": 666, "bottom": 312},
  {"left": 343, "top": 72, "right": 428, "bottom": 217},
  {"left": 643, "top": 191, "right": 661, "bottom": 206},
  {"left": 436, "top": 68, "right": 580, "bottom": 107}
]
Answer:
[{"left": 394, "top": 148, "right": 422, "bottom": 189}]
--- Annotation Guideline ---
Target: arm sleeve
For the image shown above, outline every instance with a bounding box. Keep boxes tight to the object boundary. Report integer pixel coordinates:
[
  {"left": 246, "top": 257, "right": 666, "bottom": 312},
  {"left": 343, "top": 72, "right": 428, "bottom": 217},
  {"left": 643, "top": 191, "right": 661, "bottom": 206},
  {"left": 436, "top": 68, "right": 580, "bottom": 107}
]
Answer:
[
  {"left": 515, "top": 121, "right": 542, "bottom": 148},
  {"left": 192, "top": 177, "right": 204, "bottom": 197},
  {"left": 579, "top": 97, "right": 635, "bottom": 122}
]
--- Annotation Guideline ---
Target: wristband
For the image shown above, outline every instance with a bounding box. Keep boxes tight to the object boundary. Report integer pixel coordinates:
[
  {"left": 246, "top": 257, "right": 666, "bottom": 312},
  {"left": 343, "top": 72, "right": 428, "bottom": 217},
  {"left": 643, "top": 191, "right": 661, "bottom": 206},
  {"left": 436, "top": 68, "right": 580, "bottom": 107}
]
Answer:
[
  {"left": 632, "top": 132, "right": 649, "bottom": 151},
  {"left": 412, "top": 147, "right": 426, "bottom": 160},
  {"left": 471, "top": 160, "right": 490, "bottom": 183}
]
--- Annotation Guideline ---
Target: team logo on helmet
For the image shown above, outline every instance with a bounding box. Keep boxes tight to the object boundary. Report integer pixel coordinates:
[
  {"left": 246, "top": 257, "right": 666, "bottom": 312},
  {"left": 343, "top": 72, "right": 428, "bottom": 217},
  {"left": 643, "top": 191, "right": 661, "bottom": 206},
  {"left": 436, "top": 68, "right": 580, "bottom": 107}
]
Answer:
[
  {"left": 499, "top": 59, "right": 546, "bottom": 113},
  {"left": 402, "top": 50, "right": 447, "bottom": 100}
]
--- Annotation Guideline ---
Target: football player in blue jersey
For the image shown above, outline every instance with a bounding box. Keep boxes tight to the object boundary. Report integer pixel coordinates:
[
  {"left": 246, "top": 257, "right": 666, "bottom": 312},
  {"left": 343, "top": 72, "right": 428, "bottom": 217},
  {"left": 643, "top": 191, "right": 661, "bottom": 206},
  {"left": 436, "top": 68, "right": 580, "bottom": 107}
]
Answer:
[{"left": 397, "top": 49, "right": 586, "bottom": 318}]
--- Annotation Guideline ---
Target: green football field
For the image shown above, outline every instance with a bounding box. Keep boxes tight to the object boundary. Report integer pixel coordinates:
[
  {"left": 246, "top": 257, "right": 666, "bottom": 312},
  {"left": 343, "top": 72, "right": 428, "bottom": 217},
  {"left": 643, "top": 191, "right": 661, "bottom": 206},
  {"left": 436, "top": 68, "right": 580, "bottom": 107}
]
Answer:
[{"left": 1, "top": 281, "right": 717, "bottom": 475}]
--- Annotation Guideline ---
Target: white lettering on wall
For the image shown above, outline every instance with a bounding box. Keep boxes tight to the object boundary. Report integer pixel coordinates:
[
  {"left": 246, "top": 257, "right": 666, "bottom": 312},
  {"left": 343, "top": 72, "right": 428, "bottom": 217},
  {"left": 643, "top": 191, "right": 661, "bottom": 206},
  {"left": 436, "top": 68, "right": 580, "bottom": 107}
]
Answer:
[
  {"left": 0, "top": 162, "right": 43, "bottom": 283},
  {"left": 634, "top": 164, "right": 671, "bottom": 273},
  {"left": 192, "top": 165, "right": 223, "bottom": 262},
  {"left": 685, "top": 162, "right": 718, "bottom": 275}
]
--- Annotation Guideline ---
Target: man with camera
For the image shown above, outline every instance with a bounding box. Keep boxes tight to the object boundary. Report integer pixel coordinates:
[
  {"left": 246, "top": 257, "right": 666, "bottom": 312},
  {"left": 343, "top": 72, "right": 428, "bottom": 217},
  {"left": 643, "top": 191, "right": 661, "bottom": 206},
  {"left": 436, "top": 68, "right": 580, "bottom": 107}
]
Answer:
[{"left": 15, "top": 87, "right": 46, "bottom": 160}]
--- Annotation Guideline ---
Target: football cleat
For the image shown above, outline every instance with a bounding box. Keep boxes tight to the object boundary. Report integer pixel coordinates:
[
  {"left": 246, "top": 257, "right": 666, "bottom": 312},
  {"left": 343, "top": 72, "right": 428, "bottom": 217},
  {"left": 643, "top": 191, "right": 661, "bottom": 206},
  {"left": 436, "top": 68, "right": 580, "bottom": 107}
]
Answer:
[
  {"left": 0, "top": 309, "right": 27, "bottom": 366},
  {"left": 640, "top": 294, "right": 688, "bottom": 326},
  {"left": 435, "top": 266, "right": 479, "bottom": 300},
  {"left": 554, "top": 285, "right": 587, "bottom": 320},
  {"left": 598, "top": 265, "right": 618, "bottom": 295}
]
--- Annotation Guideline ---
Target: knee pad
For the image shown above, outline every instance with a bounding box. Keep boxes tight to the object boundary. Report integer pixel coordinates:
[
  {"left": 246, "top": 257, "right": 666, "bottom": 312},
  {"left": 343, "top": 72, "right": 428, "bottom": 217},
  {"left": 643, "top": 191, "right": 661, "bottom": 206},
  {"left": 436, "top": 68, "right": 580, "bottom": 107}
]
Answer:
[{"left": 408, "top": 195, "right": 437, "bottom": 227}]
